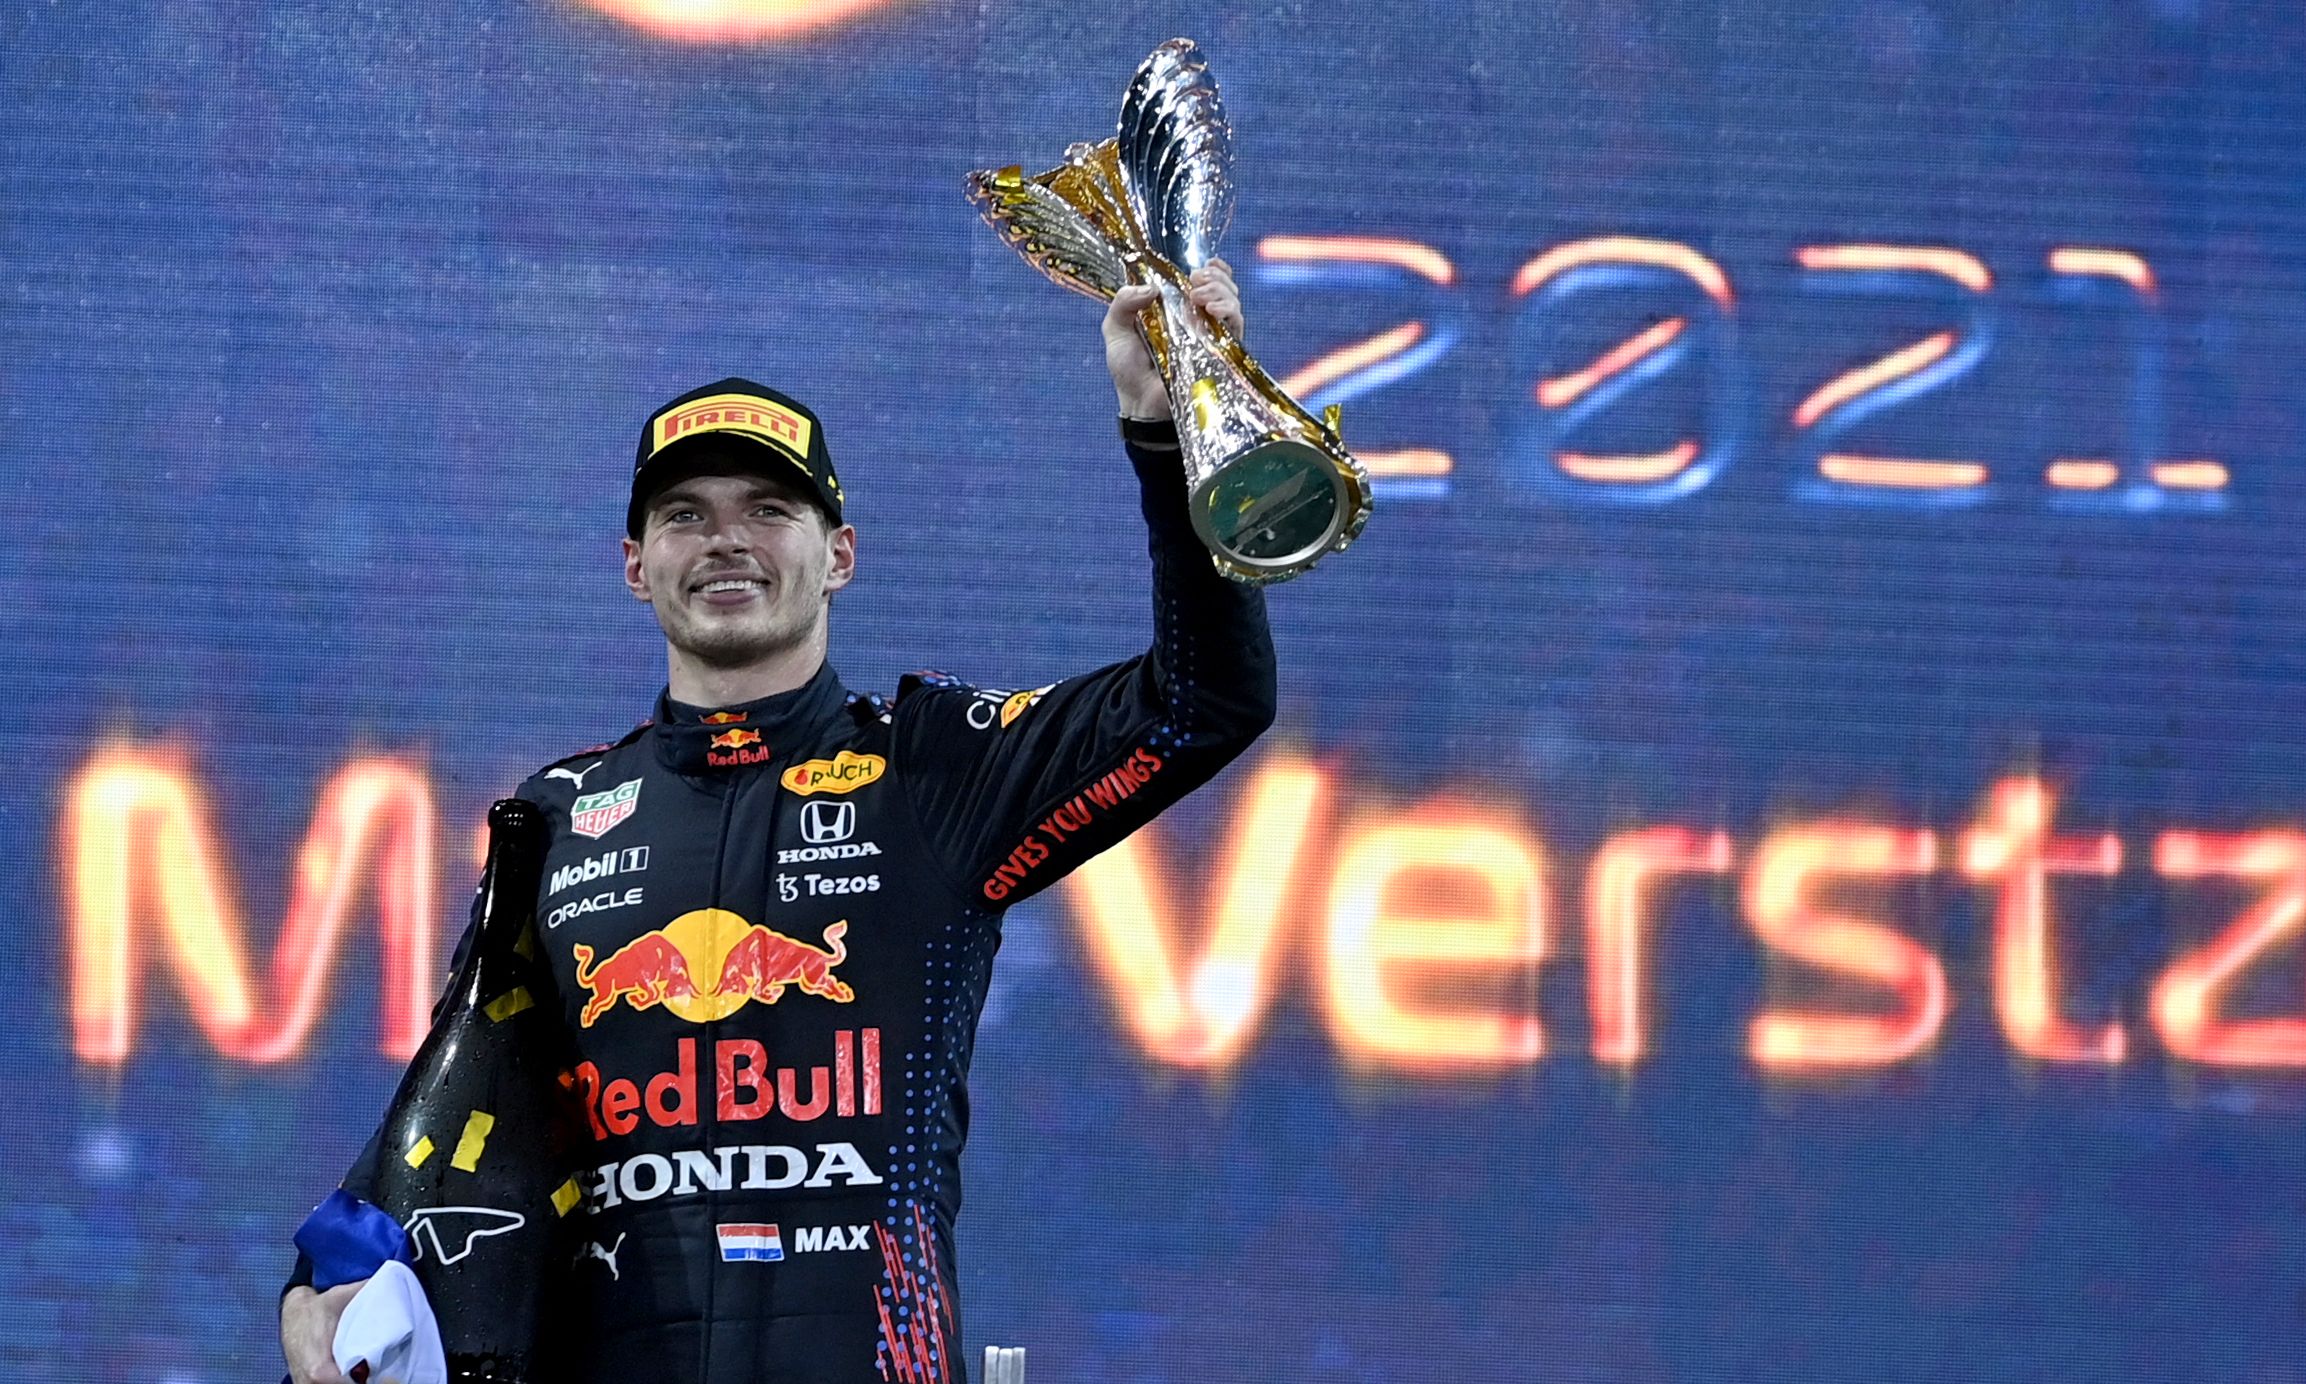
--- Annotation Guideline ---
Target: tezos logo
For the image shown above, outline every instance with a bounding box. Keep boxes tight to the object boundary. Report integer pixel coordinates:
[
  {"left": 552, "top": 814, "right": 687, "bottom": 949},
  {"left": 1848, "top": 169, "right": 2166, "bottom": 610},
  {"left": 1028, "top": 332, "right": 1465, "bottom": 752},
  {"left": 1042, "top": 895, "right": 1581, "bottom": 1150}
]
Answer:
[{"left": 778, "top": 872, "right": 879, "bottom": 902}]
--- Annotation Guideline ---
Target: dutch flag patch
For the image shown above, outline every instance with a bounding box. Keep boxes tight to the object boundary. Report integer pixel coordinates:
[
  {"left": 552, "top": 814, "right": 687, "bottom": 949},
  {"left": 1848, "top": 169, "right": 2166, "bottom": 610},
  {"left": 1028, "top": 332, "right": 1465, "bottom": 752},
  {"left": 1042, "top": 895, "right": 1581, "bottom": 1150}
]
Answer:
[{"left": 717, "top": 1222, "right": 784, "bottom": 1262}]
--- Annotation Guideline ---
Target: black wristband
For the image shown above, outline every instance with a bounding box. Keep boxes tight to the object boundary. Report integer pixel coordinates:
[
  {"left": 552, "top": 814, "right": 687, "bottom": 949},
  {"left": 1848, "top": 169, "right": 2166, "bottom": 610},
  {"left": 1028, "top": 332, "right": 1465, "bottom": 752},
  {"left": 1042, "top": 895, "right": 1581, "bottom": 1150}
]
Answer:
[{"left": 1117, "top": 415, "right": 1181, "bottom": 450}]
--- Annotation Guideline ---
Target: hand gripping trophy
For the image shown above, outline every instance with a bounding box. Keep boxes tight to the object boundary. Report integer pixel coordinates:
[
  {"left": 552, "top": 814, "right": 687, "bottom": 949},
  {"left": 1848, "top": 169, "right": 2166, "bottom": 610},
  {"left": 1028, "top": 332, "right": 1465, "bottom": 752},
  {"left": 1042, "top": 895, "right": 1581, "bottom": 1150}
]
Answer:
[{"left": 968, "top": 38, "right": 1373, "bottom": 584}]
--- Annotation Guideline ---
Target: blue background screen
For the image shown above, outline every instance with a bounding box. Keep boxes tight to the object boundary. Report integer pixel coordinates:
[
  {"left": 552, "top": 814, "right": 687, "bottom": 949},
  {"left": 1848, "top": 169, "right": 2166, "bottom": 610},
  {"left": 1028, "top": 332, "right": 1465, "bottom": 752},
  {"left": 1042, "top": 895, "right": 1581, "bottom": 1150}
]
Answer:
[{"left": 4, "top": 2, "right": 2304, "bottom": 1380}]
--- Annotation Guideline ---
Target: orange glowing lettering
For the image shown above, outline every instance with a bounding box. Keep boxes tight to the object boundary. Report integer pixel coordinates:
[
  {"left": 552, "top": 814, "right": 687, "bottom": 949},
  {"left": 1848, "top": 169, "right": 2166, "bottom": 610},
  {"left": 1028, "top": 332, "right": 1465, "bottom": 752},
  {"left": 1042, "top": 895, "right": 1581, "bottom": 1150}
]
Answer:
[
  {"left": 2149, "top": 461, "right": 2228, "bottom": 490},
  {"left": 1555, "top": 442, "right": 1702, "bottom": 484},
  {"left": 1324, "top": 815, "right": 1547, "bottom": 1069},
  {"left": 1257, "top": 236, "right": 1456, "bottom": 285},
  {"left": 2046, "top": 459, "right": 2121, "bottom": 490},
  {"left": 1360, "top": 449, "right": 1455, "bottom": 478},
  {"left": 573, "top": 0, "right": 907, "bottom": 43},
  {"left": 66, "top": 749, "right": 439, "bottom": 1064},
  {"left": 2048, "top": 247, "right": 2157, "bottom": 300},
  {"left": 1745, "top": 824, "right": 1945, "bottom": 1069},
  {"left": 1586, "top": 827, "right": 1736, "bottom": 1066},
  {"left": 1279, "top": 322, "right": 1427, "bottom": 400},
  {"left": 1960, "top": 780, "right": 2125, "bottom": 1063},
  {"left": 1793, "top": 246, "right": 1992, "bottom": 490},
  {"left": 1815, "top": 455, "right": 1988, "bottom": 489},
  {"left": 1063, "top": 758, "right": 1324, "bottom": 1066},
  {"left": 1794, "top": 332, "right": 1956, "bottom": 431},
  {"left": 2152, "top": 831, "right": 2306, "bottom": 1067},
  {"left": 1536, "top": 317, "right": 1687, "bottom": 410},
  {"left": 1256, "top": 236, "right": 1460, "bottom": 485},
  {"left": 2043, "top": 248, "right": 2232, "bottom": 503},
  {"left": 1514, "top": 239, "right": 1731, "bottom": 490},
  {"left": 1795, "top": 244, "right": 1992, "bottom": 294},
  {"left": 1513, "top": 238, "right": 1734, "bottom": 307}
]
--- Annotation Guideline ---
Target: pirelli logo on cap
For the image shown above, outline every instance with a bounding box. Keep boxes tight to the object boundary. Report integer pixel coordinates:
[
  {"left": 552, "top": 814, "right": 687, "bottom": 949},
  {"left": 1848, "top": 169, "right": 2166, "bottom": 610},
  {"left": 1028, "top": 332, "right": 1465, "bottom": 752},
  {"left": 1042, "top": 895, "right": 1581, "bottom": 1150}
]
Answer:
[{"left": 654, "top": 393, "right": 813, "bottom": 463}]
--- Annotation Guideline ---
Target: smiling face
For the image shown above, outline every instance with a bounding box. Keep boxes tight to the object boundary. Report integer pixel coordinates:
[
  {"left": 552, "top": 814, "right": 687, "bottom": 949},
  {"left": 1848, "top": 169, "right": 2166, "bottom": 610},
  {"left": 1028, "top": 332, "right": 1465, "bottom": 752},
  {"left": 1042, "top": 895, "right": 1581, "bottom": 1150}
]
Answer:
[{"left": 623, "top": 472, "right": 855, "bottom": 675}]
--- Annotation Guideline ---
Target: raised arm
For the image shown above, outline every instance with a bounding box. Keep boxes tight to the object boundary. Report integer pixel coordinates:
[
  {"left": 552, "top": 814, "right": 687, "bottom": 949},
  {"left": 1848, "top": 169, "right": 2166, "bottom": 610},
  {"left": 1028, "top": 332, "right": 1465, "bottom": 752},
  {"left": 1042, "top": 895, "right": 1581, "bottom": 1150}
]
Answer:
[{"left": 895, "top": 262, "right": 1275, "bottom": 907}]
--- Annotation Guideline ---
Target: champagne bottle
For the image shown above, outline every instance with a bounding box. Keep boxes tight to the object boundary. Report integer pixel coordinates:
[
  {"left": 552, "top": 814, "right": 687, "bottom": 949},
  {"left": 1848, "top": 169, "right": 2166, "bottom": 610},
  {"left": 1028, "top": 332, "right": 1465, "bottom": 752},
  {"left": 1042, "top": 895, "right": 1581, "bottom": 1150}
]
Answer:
[{"left": 365, "top": 798, "right": 581, "bottom": 1384}]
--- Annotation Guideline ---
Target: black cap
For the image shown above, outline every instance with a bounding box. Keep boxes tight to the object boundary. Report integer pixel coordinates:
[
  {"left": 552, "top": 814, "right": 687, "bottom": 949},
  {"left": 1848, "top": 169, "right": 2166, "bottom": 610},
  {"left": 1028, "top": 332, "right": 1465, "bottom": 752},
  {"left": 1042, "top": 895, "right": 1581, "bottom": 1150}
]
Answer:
[{"left": 628, "top": 378, "right": 846, "bottom": 538}]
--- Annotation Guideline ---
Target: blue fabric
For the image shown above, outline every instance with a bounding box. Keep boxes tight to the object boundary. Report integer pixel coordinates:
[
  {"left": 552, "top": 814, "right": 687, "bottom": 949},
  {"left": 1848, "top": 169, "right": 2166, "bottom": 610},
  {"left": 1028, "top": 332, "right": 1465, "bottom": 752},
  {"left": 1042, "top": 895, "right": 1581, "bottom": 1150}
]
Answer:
[{"left": 293, "top": 1189, "right": 412, "bottom": 1291}]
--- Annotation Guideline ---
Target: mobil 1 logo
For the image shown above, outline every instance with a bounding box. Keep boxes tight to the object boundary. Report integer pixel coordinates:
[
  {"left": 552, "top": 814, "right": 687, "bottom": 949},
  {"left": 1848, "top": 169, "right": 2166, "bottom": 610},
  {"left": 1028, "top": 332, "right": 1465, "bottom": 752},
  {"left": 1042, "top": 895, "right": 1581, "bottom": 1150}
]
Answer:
[
  {"left": 548, "top": 845, "right": 651, "bottom": 928},
  {"left": 550, "top": 846, "right": 651, "bottom": 897}
]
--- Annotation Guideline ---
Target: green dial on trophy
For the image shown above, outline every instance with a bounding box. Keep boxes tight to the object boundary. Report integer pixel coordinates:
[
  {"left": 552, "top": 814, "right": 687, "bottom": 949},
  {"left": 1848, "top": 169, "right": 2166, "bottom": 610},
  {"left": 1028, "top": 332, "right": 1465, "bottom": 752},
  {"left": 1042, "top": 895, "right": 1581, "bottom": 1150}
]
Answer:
[{"left": 1199, "top": 440, "right": 1343, "bottom": 566}]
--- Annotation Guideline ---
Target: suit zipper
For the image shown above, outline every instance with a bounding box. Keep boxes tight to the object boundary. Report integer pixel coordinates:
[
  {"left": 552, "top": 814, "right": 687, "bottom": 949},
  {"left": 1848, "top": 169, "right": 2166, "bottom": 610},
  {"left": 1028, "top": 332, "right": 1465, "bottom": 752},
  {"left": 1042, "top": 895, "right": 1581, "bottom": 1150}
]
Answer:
[{"left": 696, "top": 778, "right": 738, "bottom": 1384}]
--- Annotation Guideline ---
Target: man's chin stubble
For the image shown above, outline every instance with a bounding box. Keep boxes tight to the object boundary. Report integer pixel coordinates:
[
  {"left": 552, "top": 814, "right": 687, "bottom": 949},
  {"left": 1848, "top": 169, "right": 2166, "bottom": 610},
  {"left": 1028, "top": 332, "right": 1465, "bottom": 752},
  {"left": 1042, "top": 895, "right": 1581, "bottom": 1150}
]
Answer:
[{"left": 671, "top": 616, "right": 799, "bottom": 670}]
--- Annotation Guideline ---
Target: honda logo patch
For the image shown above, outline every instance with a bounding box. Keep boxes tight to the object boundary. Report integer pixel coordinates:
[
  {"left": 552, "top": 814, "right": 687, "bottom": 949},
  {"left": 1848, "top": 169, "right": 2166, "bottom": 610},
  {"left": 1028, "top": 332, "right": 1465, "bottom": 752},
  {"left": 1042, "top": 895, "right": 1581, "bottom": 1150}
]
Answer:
[{"left": 801, "top": 799, "right": 856, "bottom": 845}]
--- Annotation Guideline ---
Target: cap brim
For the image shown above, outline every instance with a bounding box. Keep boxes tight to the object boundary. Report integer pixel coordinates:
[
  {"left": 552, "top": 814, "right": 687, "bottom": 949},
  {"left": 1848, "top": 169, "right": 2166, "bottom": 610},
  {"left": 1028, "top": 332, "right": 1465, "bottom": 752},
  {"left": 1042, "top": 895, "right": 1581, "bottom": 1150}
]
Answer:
[{"left": 627, "top": 435, "right": 838, "bottom": 536}]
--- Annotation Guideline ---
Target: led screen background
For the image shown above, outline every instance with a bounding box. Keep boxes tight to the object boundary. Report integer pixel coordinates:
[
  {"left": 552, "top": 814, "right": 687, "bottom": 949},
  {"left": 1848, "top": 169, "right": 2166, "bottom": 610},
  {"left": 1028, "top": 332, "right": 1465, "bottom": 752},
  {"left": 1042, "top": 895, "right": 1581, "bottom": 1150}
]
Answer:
[{"left": 4, "top": 1, "right": 2305, "bottom": 1380}]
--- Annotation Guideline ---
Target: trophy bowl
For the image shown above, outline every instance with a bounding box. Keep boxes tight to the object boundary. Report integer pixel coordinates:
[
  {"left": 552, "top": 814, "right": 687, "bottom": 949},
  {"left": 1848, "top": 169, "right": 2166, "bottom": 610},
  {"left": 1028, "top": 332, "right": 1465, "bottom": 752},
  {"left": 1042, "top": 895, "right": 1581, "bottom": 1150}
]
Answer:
[{"left": 967, "top": 38, "right": 1373, "bottom": 585}]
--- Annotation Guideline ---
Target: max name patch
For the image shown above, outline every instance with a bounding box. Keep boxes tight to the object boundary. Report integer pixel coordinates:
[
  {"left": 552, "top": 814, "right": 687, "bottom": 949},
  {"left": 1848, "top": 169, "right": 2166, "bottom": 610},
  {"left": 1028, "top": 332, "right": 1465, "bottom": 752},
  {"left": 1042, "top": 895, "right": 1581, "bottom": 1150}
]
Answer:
[
  {"left": 780, "top": 751, "right": 885, "bottom": 796},
  {"left": 715, "top": 1221, "right": 873, "bottom": 1262}
]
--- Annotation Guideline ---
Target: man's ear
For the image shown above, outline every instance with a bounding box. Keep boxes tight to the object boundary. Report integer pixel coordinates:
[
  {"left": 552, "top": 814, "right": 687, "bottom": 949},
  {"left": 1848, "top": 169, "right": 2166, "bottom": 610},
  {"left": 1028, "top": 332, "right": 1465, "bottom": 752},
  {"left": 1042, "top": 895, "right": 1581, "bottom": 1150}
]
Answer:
[
  {"left": 822, "top": 524, "right": 857, "bottom": 596},
  {"left": 623, "top": 536, "right": 651, "bottom": 602}
]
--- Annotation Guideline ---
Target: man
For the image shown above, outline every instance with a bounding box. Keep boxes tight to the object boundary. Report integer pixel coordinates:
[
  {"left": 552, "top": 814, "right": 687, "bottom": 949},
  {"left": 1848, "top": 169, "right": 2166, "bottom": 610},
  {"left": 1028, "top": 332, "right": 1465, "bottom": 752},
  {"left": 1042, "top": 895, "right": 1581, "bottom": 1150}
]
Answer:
[{"left": 280, "top": 262, "right": 1268, "bottom": 1384}]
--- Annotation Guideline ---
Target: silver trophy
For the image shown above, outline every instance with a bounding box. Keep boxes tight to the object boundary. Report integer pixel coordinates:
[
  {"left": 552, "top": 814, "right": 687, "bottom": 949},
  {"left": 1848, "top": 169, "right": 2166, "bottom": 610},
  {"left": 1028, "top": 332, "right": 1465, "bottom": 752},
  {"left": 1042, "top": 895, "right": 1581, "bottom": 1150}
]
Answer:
[{"left": 967, "top": 38, "right": 1373, "bottom": 584}]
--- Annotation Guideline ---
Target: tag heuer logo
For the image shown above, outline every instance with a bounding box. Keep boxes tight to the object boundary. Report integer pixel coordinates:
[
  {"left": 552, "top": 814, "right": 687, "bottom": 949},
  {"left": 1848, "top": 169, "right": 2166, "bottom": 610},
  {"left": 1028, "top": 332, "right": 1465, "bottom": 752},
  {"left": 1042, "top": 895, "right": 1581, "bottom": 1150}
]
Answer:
[{"left": 571, "top": 779, "right": 642, "bottom": 838}]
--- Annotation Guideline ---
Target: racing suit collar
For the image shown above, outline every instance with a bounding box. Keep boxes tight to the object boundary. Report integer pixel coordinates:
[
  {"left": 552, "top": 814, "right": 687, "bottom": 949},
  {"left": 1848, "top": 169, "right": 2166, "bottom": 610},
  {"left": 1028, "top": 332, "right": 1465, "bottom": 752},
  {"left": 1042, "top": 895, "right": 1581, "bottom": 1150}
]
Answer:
[{"left": 653, "top": 661, "right": 850, "bottom": 776}]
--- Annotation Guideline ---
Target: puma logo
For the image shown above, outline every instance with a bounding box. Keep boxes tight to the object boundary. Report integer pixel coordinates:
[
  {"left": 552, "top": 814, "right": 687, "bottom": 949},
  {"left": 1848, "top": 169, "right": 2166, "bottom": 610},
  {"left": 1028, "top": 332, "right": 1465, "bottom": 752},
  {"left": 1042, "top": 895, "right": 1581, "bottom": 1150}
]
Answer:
[
  {"left": 547, "top": 762, "right": 603, "bottom": 789},
  {"left": 574, "top": 1231, "right": 627, "bottom": 1280}
]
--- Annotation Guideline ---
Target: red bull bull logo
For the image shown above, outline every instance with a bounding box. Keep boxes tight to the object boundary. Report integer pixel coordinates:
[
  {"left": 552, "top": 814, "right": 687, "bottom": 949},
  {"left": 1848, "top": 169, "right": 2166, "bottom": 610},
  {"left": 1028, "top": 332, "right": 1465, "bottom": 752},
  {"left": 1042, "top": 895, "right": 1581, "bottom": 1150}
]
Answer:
[
  {"left": 701, "top": 711, "right": 748, "bottom": 725},
  {"left": 572, "top": 909, "right": 854, "bottom": 1028},
  {"left": 708, "top": 727, "right": 771, "bottom": 767}
]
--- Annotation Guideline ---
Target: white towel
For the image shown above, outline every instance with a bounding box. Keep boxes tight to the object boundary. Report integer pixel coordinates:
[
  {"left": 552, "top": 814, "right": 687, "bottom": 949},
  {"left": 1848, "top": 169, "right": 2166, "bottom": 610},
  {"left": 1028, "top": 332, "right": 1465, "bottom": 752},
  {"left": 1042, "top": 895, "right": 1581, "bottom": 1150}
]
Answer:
[{"left": 331, "top": 1260, "right": 448, "bottom": 1384}]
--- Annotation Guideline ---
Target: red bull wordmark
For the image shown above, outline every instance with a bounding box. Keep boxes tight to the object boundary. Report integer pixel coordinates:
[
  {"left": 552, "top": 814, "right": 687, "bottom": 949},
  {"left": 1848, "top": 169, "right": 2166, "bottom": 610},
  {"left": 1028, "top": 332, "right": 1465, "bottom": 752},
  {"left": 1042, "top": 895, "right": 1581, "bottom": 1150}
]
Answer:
[{"left": 575, "top": 1030, "right": 883, "bottom": 1138}]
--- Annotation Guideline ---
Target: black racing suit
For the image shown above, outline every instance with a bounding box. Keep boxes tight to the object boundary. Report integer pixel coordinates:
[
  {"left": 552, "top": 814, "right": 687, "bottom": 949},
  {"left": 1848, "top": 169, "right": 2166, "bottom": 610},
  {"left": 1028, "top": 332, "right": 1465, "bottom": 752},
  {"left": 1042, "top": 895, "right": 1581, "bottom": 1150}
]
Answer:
[{"left": 287, "top": 419, "right": 1274, "bottom": 1384}]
